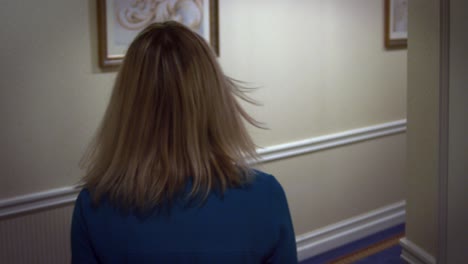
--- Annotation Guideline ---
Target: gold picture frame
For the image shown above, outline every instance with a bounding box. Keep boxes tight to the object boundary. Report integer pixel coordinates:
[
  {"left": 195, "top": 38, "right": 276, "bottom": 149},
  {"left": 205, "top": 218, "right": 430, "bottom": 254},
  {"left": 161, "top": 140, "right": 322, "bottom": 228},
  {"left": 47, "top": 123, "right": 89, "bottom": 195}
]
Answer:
[
  {"left": 384, "top": 0, "right": 408, "bottom": 49},
  {"left": 97, "top": 0, "right": 219, "bottom": 68}
]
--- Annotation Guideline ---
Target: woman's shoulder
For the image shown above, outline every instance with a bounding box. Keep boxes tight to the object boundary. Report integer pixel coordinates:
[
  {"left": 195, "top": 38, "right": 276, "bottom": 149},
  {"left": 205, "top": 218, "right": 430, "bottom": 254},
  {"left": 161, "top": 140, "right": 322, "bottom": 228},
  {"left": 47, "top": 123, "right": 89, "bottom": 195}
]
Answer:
[
  {"left": 77, "top": 187, "right": 91, "bottom": 197},
  {"left": 250, "top": 170, "right": 288, "bottom": 202},
  {"left": 251, "top": 169, "right": 274, "bottom": 181},
  {"left": 74, "top": 188, "right": 110, "bottom": 214},
  {"left": 249, "top": 169, "right": 284, "bottom": 193},
  {"left": 75, "top": 187, "right": 93, "bottom": 206}
]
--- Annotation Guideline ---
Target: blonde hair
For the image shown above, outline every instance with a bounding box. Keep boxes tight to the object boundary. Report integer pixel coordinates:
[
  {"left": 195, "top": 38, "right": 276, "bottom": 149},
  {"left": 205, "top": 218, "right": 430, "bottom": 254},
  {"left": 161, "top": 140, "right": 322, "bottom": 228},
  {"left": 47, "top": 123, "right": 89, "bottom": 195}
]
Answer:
[{"left": 81, "top": 21, "right": 261, "bottom": 210}]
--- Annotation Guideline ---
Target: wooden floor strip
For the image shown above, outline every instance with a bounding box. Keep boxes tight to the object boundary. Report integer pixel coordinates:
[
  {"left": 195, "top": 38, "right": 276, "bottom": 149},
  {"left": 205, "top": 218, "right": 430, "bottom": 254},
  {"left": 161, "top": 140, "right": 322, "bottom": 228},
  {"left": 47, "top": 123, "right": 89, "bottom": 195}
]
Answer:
[{"left": 328, "top": 232, "right": 405, "bottom": 264}]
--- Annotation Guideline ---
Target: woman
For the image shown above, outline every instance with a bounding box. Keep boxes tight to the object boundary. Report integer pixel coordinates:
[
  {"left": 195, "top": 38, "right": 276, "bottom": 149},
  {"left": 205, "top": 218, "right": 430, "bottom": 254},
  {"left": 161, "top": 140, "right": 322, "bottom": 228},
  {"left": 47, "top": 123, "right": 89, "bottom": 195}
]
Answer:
[{"left": 71, "top": 21, "right": 297, "bottom": 263}]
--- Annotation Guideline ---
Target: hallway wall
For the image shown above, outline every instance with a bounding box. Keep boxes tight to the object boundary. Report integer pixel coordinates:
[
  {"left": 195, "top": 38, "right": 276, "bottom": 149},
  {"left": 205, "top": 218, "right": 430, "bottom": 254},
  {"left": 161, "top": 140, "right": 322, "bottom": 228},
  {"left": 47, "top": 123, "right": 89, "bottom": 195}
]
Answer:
[
  {"left": 405, "top": 0, "right": 440, "bottom": 257},
  {"left": 0, "top": 0, "right": 407, "bottom": 262}
]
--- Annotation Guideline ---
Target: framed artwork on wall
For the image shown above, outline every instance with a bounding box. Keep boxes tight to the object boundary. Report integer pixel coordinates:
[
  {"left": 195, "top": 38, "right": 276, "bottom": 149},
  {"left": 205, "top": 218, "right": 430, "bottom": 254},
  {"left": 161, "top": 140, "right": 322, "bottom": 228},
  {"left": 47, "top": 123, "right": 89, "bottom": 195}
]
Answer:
[
  {"left": 384, "top": 0, "right": 408, "bottom": 49},
  {"left": 97, "top": 0, "right": 219, "bottom": 68}
]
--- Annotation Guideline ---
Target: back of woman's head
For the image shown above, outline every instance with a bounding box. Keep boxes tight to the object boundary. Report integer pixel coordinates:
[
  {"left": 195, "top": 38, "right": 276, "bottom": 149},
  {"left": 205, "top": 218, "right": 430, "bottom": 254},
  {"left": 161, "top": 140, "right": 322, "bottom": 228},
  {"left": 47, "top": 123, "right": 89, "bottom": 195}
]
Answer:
[{"left": 82, "top": 21, "right": 261, "bottom": 210}]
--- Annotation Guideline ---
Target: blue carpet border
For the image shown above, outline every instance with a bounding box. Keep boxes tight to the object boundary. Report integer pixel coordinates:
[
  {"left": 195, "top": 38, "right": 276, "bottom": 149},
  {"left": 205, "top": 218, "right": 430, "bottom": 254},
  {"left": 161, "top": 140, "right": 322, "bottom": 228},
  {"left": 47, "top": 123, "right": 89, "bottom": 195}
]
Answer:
[{"left": 300, "top": 223, "right": 405, "bottom": 264}]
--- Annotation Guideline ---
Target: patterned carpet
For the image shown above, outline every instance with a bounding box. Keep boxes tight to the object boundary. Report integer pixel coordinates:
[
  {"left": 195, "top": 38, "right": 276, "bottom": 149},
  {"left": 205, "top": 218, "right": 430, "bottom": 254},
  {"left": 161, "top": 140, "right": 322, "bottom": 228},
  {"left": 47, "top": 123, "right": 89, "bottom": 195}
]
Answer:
[{"left": 301, "top": 224, "right": 405, "bottom": 264}]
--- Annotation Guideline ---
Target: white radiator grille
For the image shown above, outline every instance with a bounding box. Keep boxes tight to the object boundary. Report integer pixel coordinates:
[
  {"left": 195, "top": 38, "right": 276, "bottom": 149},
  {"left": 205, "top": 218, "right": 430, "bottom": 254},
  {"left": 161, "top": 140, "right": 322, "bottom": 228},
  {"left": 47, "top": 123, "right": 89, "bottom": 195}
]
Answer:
[{"left": 0, "top": 205, "right": 73, "bottom": 264}]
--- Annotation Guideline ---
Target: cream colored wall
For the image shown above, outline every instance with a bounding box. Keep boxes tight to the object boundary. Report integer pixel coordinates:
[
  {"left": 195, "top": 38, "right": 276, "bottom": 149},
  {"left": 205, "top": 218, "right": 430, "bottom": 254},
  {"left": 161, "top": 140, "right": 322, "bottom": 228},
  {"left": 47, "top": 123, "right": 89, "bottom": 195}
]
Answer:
[
  {"left": 261, "top": 133, "right": 406, "bottom": 235},
  {"left": 0, "top": 0, "right": 115, "bottom": 198},
  {"left": 0, "top": 0, "right": 406, "bottom": 240},
  {"left": 405, "top": 0, "right": 439, "bottom": 256},
  {"left": 220, "top": 0, "right": 407, "bottom": 146}
]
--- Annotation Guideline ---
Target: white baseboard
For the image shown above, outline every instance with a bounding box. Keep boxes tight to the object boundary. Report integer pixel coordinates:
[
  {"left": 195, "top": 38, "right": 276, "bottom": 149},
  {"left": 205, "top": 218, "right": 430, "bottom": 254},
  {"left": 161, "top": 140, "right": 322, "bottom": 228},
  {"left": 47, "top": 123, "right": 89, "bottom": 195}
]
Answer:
[
  {"left": 400, "top": 238, "right": 436, "bottom": 264},
  {"left": 296, "top": 201, "right": 406, "bottom": 261},
  {"left": 0, "top": 119, "right": 406, "bottom": 219}
]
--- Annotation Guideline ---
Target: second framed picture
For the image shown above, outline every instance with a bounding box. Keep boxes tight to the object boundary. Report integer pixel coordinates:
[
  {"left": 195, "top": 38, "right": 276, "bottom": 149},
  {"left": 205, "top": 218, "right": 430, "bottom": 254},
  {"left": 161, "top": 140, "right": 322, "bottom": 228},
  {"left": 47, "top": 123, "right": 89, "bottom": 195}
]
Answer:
[
  {"left": 97, "top": 0, "right": 219, "bottom": 68},
  {"left": 385, "top": 0, "right": 408, "bottom": 49}
]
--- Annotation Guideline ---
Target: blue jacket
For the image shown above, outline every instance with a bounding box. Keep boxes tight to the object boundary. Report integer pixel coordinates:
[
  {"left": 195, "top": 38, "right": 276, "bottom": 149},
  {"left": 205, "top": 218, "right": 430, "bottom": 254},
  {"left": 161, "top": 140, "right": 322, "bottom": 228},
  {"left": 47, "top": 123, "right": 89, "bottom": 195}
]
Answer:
[{"left": 71, "top": 170, "right": 298, "bottom": 263}]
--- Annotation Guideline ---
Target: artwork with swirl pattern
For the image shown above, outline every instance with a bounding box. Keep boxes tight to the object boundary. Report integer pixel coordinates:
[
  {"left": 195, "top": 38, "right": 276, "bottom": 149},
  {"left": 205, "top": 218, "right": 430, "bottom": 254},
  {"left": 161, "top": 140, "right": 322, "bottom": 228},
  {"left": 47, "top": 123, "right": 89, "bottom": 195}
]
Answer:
[{"left": 98, "top": 0, "right": 219, "bottom": 68}]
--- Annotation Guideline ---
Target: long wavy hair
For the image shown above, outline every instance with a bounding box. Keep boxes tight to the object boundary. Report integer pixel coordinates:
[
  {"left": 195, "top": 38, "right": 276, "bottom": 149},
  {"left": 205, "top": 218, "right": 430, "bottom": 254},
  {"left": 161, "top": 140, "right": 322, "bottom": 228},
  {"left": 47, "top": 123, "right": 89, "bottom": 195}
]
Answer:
[{"left": 81, "top": 21, "right": 261, "bottom": 211}]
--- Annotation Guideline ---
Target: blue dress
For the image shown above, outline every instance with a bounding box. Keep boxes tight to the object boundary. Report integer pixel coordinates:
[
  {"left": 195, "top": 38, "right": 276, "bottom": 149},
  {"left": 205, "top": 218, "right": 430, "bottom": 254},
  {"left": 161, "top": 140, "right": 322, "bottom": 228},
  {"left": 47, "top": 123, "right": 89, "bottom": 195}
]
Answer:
[{"left": 71, "top": 170, "right": 298, "bottom": 263}]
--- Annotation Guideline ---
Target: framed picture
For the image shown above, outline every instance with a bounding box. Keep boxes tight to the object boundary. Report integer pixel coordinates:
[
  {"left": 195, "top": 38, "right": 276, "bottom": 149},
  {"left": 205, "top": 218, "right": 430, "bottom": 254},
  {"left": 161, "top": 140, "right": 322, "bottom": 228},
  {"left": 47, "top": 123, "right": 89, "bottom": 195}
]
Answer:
[
  {"left": 97, "top": 0, "right": 219, "bottom": 68},
  {"left": 384, "top": 0, "right": 408, "bottom": 49}
]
